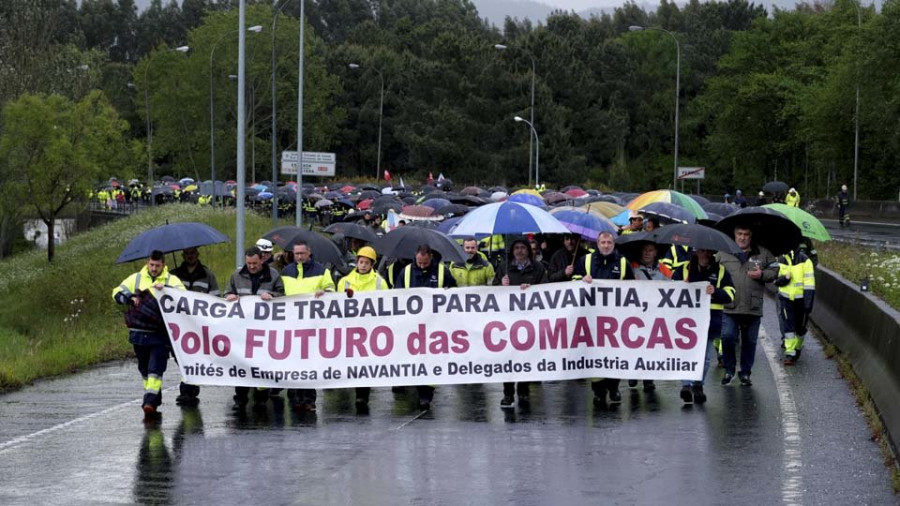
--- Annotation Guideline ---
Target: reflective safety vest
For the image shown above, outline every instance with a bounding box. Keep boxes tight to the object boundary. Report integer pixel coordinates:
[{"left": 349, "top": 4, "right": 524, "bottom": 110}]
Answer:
[
  {"left": 578, "top": 253, "right": 628, "bottom": 280},
  {"left": 777, "top": 250, "right": 815, "bottom": 301},
  {"left": 661, "top": 244, "right": 690, "bottom": 270},
  {"left": 283, "top": 264, "right": 336, "bottom": 295},
  {"left": 679, "top": 263, "right": 734, "bottom": 310},
  {"left": 338, "top": 269, "right": 386, "bottom": 292},
  {"left": 785, "top": 192, "right": 800, "bottom": 208},
  {"left": 402, "top": 263, "right": 446, "bottom": 288}
]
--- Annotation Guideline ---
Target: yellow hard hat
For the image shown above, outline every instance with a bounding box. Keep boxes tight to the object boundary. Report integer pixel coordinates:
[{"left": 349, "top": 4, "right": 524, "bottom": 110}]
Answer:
[{"left": 357, "top": 246, "right": 377, "bottom": 261}]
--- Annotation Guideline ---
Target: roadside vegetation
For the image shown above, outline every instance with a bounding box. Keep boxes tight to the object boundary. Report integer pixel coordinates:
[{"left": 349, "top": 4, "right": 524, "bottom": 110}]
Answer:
[
  {"left": 0, "top": 204, "right": 280, "bottom": 391},
  {"left": 817, "top": 241, "right": 900, "bottom": 309}
]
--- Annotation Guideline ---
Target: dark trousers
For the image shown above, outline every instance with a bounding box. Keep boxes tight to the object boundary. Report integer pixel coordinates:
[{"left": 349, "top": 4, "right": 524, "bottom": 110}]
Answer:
[
  {"left": 134, "top": 344, "right": 169, "bottom": 407},
  {"left": 356, "top": 387, "right": 370, "bottom": 402},
  {"left": 591, "top": 378, "right": 620, "bottom": 396},
  {"left": 503, "top": 382, "right": 530, "bottom": 397},
  {"left": 722, "top": 313, "right": 762, "bottom": 376},
  {"left": 417, "top": 385, "right": 435, "bottom": 403}
]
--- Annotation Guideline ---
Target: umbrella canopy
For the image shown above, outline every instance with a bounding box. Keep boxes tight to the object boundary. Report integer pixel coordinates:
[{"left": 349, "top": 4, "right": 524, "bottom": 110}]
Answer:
[
  {"left": 357, "top": 198, "right": 374, "bottom": 210},
  {"left": 714, "top": 206, "right": 802, "bottom": 255},
  {"left": 314, "top": 199, "right": 334, "bottom": 209},
  {"left": 552, "top": 209, "right": 618, "bottom": 241},
  {"left": 550, "top": 205, "right": 609, "bottom": 220},
  {"left": 323, "top": 223, "right": 379, "bottom": 243},
  {"left": 160, "top": 176, "right": 175, "bottom": 183},
  {"left": 324, "top": 191, "right": 342, "bottom": 199},
  {"left": 652, "top": 223, "right": 742, "bottom": 255},
  {"left": 512, "top": 188, "right": 542, "bottom": 198},
  {"left": 564, "top": 188, "right": 588, "bottom": 198},
  {"left": 702, "top": 202, "right": 740, "bottom": 217},
  {"left": 372, "top": 201, "right": 403, "bottom": 215},
  {"left": 421, "top": 198, "right": 451, "bottom": 210},
  {"left": 762, "top": 181, "right": 789, "bottom": 195},
  {"left": 340, "top": 185, "right": 356, "bottom": 193},
  {"left": 401, "top": 205, "right": 436, "bottom": 217},
  {"left": 359, "top": 184, "right": 380, "bottom": 191},
  {"left": 615, "top": 231, "right": 660, "bottom": 261},
  {"left": 687, "top": 194, "right": 710, "bottom": 206},
  {"left": 627, "top": 190, "right": 708, "bottom": 220},
  {"left": 763, "top": 204, "right": 831, "bottom": 241},
  {"left": 581, "top": 202, "right": 625, "bottom": 218},
  {"left": 461, "top": 186, "right": 483, "bottom": 195},
  {"left": 508, "top": 193, "right": 545, "bottom": 207},
  {"left": 543, "top": 192, "right": 569, "bottom": 204},
  {"left": 698, "top": 212, "right": 724, "bottom": 226},
  {"left": 450, "top": 201, "right": 569, "bottom": 237},
  {"left": 257, "top": 192, "right": 274, "bottom": 200},
  {"left": 436, "top": 216, "right": 465, "bottom": 236},
  {"left": 490, "top": 191, "right": 508, "bottom": 202},
  {"left": 560, "top": 185, "right": 583, "bottom": 192},
  {"left": 117, "top": 222, "right": 229, "bottom": 263},
  {"left": 435, "top": 203, "right": 470, "bottom": 217},
  {"left": 638, "top": 201, "right": 697, "bottom": 224},
  {"left": 375, "top": 226, "right": 466, "bottom": 263},
  {"left": 591, "top": 194, "right": 626, "bottom": 205},
  {"left": 262, "top": 226, "right": 346, "bottom": 267}
]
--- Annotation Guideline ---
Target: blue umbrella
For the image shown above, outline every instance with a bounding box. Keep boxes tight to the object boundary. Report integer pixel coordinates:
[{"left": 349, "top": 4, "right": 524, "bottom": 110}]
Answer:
[
  {"left": 436, "top": 216, "right": 465, "bottom": 236},
  {"left": 611, "top": 209, "right": 631, "bottom": 227},
  {"left": 552, "top": 209, "right": 618, "bottom": 241},
  {"left": 450, "top": 202, "right": 569, "bottom": 237},
  {"left": 257, "top": 191, "right": 274, "bottom": 200},
  {"left": 117, "top": 222, "right": 229, "bottom": 263},
  {"left": 508, "top": 193, "right": 546, "bottom": 207}
]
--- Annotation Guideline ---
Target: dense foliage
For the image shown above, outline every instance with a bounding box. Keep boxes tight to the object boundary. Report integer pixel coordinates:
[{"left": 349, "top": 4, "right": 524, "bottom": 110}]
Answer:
[{"left": 1, "top": 0, "right": 898, "bottom": 224}]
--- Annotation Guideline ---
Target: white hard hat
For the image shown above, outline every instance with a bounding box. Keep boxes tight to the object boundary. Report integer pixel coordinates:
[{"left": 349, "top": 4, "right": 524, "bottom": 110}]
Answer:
[
  {"left": 841, "top": 184, "right": 848, "bottom": 191},
  {"left": 758, "top": 191, "right": 764, "bottom": 196},
  {"left": 789, "top": 187, "right": 796, "bottom": 193},
  {"left": 255, "top": 238, "right": 273, "bottom": 252}
]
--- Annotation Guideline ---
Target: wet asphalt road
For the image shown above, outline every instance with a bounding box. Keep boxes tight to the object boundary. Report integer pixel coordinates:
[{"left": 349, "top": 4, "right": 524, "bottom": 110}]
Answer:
[
  {"left": 1, "top": 298, "right": 897, "bottom": 505},
  {"left": 823, "top": 218, "right": 900, "bottom": 249}
]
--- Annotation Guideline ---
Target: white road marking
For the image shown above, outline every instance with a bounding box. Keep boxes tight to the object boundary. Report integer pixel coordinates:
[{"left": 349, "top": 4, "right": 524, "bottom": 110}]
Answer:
[
  {"left": 0, "top": 386, "right": 177, "bottom": 453},
  {"left": 759, "top": 328, "right": 804, "bottom": 505}
]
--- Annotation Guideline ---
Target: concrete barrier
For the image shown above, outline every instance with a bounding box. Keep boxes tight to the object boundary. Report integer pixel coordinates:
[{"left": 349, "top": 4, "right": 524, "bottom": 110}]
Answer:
[{"left": 810, "top": 266, "right": 900, "bottom": 449}]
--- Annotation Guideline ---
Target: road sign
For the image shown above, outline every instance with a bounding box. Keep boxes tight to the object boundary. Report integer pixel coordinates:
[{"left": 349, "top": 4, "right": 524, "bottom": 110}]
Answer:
[
  {"left": 281, "top": 151, "right": 336, "bottom": 177},
  {"left": 677, "top": 167, "right": 705, "bottom": 180}
]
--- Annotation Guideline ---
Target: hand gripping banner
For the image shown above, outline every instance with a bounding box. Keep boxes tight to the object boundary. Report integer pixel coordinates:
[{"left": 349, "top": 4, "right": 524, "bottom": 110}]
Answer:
[{"left": 158, "top": 280, "right": 711, "bottom": 389}]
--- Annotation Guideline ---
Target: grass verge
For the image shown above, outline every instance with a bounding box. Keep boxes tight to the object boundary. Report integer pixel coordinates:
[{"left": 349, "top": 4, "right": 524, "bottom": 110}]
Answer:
[{"left": 0, "top": 204, "right": 286, "bottom": 392}]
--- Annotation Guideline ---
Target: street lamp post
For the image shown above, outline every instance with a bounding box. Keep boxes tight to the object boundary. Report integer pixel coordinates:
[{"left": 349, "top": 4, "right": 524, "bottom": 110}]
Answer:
[
  {"left": 495, "top": 44, "right": 536, "bottom": 188},
  {"left": 348, "top": 63, "right": 384, "bottom": 181},
  {"left": 629, "top": 26, "right": 680, "bottom": 189},
  {"left": 296, "top": 0, "right": 306, "bottom": 228},
  {"left": 270, "top": 0, "right": 292, "bottom": 226},
  {"left": 514, "top": 116, "right": 539, "bottom": 186},
  {"left": 853, "top": 2, "right": 862, "bottom": 201},
  {"left": 144, "top": 45, "right": 189, "bottom": 191},
  {"left": 210, "top": 26, "right": 261, "bottom": 209}
]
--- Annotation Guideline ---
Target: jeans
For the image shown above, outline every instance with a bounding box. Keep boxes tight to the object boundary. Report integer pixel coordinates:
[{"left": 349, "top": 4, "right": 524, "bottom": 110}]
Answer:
[
  {"left": 721, "top": 313, "right": 761, "bottom": 377},
  {"left": 682, "top": 335, "right": 715, "bottom": 387}
]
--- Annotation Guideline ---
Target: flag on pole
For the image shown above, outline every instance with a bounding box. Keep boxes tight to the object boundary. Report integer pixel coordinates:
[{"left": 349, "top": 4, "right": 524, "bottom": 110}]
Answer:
[
  {"left": 399, "top": 177, "right": 406, "bottom": 189},
  {"left": 383, "top": 170, "right": 391, "bottom": 181},
  {"left": 438, "top": 173, "right": 445, "bottom": 181}
]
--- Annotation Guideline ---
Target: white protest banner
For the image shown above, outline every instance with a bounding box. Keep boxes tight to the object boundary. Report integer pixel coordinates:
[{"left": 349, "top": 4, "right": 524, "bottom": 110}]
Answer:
[{"left": 158, "top": 280, "right": 711, "bottom": 388}]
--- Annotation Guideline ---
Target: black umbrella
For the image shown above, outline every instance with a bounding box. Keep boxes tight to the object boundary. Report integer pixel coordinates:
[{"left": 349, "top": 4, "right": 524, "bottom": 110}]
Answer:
[
  {"left": 371, "top": 201, "right": 403, "bottom": 215},
  {"left": 714, "top": 206, "right": 801, "bottom": 255},
  {"left": 117, "top": 222, "right": 229, "bottom": 263},
  {"left": 688, "top": 194, "right": 710, "bottom": 206},
  {"left": 702, "top": 202, "right": 740, "bottom": 217},
  {"left": 762, "top": 181, "right": 789, "bottom": 195},
  {"left": 323, "top": 223, "right": 379, "bottom": 244},
  {"left": 375, "top": 226, "right": 466, "bottom": 264},
  {"left": 435, "top": 204, "right": 470, "bottom": 217},
  {"left": 638, "top": 202, "right": 696, "bottom": 224},
  {"left": 615, "top": 231, "right": 660, "bottom": 262},
  {"left": 652, "top": 223, "right": 741, "bottom": 255},
  {"left": 698, "top": 212, "right": 724, "bottom": 226},
  {"left": 262, "top": 226, "right": 347, "bottom": 267},
  {"left": 359, "top": 184, "right": 380, "bottom": 191}
]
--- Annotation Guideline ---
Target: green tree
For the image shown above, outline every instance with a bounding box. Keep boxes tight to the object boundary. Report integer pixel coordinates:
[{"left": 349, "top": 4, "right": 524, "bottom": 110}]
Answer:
[{"left": 0, "top": 91, "right": 129, "bottom": 262}]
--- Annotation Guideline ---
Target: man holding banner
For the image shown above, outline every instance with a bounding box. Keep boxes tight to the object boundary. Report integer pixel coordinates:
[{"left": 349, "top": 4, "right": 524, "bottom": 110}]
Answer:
[
  {"left": 573, "top": 231, "right": 634, "bottom": 406},
  {"left": 225, "top": 246, "right": 285, "bottom": 408}
]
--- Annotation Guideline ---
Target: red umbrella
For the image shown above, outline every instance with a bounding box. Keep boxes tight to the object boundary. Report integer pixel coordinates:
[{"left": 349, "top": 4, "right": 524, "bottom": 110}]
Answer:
[
  {"left": 357, "top": 198, "right": 373, "bottom": 210},
  {"left": 169, "top": 184, "right": 180, "bottom": 190},
  {"left": 341, "top": 185, "right": 356, "bottom": 193},
  {"left": 401, "top": 205, "right": 436, "bottom": 217},
  {"left": 565, "top": 188, "right": 588, "bottom": 198}
]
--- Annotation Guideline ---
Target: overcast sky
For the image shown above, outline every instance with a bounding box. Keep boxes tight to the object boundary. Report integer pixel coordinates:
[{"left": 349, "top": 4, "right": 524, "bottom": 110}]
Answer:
[{"left": 539, "top": 0, "right": 610, "bottom": 9}]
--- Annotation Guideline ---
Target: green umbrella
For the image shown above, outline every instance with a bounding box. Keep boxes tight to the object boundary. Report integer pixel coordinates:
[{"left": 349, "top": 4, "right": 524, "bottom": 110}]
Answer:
[{"left": 763, "top": 203, "right": 831, "bottom": 241}]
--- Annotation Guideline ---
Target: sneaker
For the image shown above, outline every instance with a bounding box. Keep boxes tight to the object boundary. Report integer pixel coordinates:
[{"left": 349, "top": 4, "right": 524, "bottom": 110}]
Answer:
[
  {"left": 608, "top": 389, "right": 622, "bottom": 404},
  {"left": 692, "top": 385, "right": 707, "bottom": 404},
  {"left": 355, "top": 397, "right": 369, "bottom": 407},
  {"left": 739, "top": 374, "right": 753, "bottom": 386},
  {"left": 643, "top": 381, "right": 656, "bottom": 393},
  {"left": 304, "top": 402, "right": 317, "bottom": 413},
  {"left": 500, "top": 395, "right": 514, "bottom": 408},
  {"left": 784, "top": 355, "right": 797, "bottom": 366},
  {"left": 680, "top": 386, "right": 694, "bottom": 404},
  {"left": 391, "top": 386, "right": 406, "bottom": 394},
  {"left": 628, "top": 379, "right": 639, "bottom": 389},
  {"left": 233, "top": 394, "right": 248, "bottom": 407},
  {"left": 721, "top": 373, "right": 734, "bottom": 386},
  {"left": 795, "top": 349, "right": 802, "bottom": 360},
  {"left": 175, "top": 394, "right": 199, "bottom": 407}
]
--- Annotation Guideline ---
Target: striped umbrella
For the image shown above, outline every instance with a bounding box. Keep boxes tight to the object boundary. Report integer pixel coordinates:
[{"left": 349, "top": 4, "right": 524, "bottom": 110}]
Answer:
[{"left": 626, "top": 190, "right": 708, "bottom": 220}]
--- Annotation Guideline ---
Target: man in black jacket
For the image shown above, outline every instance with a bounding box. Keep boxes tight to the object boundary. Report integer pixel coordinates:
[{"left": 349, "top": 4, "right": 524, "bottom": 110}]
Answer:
[
  {"left": 572, "top": 231, "right": 635, "bottom": 406},
  {"left": 547, "top": 234, "right": 587, "bottom": 283}
]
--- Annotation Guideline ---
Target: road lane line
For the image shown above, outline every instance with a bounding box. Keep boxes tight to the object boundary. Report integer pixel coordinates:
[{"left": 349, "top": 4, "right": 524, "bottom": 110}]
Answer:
[
  {"left": 759, "top": 328, "right": 804, "bottom": 505},
  {"left": 0, "top": 386, "right": 177, "bottom": 453},
  {"left": 393, "top": 410, "right": 429, "bottom": 431}
]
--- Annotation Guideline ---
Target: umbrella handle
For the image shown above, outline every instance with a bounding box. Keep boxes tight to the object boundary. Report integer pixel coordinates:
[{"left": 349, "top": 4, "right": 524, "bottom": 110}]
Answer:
[{"left": 569, "top": 236, "right": 582, "bottom": 267}]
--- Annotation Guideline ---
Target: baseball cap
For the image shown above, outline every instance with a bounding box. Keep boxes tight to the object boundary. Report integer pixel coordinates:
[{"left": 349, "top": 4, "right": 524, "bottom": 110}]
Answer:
[{"left": 255, "top": 238, "right": 273, "bottom": 252}]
